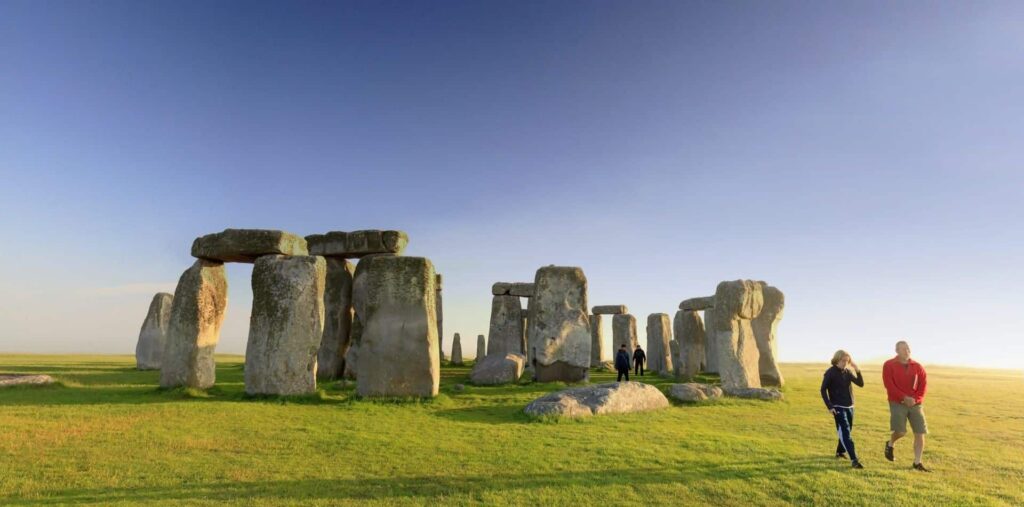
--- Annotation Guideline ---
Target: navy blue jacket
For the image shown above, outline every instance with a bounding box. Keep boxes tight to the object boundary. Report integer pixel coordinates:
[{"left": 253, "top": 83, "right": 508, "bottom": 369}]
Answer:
[
  {"left": 820, "top": 366, "right": 864, "bottom": 409},
  {"left": 614, "top": 350, "right": 630, "bottom": 371}
]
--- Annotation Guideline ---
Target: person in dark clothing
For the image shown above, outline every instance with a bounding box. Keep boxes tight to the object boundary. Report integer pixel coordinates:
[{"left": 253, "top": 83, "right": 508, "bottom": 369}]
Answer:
[
  {"left": 633, "top": 345, "right": 647, "bottom": 376},
  {"left": 614, "top": 345, "right": 631, "bottom": 382},
  {"left": 821, "top": 349, "right": 865, "bottom": 469}
]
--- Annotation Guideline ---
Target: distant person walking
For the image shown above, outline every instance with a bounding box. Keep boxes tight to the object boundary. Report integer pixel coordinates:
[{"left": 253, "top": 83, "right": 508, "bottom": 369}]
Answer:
[
  {"left": 883, "top": 340, "right": 930, "bottom": 471},
  {"left": 614, "top": 344, "right": 631, "bottom": 382},
  {"left": 633, "top": 345, "right": 647, "bottom": 376},
  {"left": 820, "top": 350, "right": 865, "bottom": 469}
]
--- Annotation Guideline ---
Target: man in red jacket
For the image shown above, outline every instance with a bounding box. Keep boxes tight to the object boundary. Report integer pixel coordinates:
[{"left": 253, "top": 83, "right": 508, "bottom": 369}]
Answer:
[{"left": 882, "top": 340, "right": 930, "bottom": 471}]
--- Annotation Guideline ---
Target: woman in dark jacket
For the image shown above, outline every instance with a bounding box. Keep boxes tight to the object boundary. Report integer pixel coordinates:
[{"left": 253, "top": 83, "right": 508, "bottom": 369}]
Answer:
[{"left": 821, "top": 349, "right": 865, "bottom": 469}]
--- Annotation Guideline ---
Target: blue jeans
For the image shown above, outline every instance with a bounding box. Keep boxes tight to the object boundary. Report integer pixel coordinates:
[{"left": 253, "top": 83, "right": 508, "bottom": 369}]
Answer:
[{"left": 832, "top": 407, "right": 858, "bottom": 462}]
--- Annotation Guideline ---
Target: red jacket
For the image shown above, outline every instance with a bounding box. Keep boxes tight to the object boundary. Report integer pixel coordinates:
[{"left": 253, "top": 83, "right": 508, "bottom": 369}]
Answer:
[{"left": 882, "top": 357, "right": 927, "bottom": 404}]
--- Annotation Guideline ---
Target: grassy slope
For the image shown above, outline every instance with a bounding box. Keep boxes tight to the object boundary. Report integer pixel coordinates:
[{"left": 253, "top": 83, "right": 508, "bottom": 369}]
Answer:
[{"left": 0, "top": 355, "right": 1022, "bottom": 506}]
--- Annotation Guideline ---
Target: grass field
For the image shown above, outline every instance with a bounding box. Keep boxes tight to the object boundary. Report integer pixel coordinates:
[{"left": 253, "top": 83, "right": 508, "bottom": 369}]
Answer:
[{"left": 1, "top": 355, "right": 1021, "bottom": 506}]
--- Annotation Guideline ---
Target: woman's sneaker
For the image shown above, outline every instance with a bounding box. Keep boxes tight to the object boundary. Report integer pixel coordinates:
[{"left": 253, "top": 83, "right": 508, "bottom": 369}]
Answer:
[
  {"left": 852, "top": 461, "right": 864, "bottom": 469},
  {"left": 836, "top": 452, "right": 847, "bottom": 459}
]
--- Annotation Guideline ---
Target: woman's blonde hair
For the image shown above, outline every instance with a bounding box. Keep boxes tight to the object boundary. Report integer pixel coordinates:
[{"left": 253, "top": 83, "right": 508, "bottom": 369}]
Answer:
[{"left": 831, "top": 350, "right": 850, "bottom": 366}]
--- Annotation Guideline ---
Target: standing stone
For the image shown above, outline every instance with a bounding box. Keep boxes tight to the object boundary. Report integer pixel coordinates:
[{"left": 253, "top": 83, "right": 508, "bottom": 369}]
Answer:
[
  {"left": 476, "top": 334, "right": 487, "bottom": 361},
  {"left": 354, "top": 255, "right": 439, "bottom": 397},
  {"left": 753, "top": 283, "right": 785, "bottom": 387},
  {"left": 488, "top": 295, "right": 524, "bottom": 357},
  {"left": 527, "top": 266, "right": 591, "bottom": 382},
  {"left": 245, "top": 255, "right": 327, "bottom": 395},
  {"left": 520, "top": 308, "right": 529, "bottom": 356},
  {"left": 612, "top": 314, "right": 638, "bottom": 366},
  {"left": 708, "top": 280, "right": 764, "bottom": 390},
  {"left": 646, "top": 313, "right": 673, "bottom": 376},
  {"left": 675, "top": 309, "right": 706, "bottom": 380},
  {"left": 451, "top": 333, "right": 464, "bottom": 365},
  {"left": 343, "top": 315, "right": 362, "bottom": 380},
  {"left": 436, "top": 273, "right": 444, "bottom": 362},
  {"left": 160, "top": 260, "right": 228, "bottom": 389},
  {"left": 703, "top": 307, "right": 719, "bottom": 374},
  {"left": 136, "top": 292, "right": 173, "bottom": 370},
  {"left": 191, "top": 229, "right": 307, "bottom": 263},
  {"left": 589, "top": 314, "right": 604, "bottom": 367},
  {"left": 669, "top": 339, "right": 681, "bottom": 377},
  {"left": 316, "top": 258, "right": 355, "bottom": 381}
]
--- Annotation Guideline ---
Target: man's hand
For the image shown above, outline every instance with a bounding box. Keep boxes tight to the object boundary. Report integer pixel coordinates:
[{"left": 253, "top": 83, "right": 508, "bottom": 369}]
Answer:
[{"left": 903, "top": 396, "right": 916, "bottom": 407}]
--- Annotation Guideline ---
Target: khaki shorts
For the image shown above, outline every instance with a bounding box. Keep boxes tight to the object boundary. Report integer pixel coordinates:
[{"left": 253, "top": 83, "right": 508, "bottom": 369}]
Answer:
[{"left": 889, "top": 402, "right": 928, "bottom": 434}]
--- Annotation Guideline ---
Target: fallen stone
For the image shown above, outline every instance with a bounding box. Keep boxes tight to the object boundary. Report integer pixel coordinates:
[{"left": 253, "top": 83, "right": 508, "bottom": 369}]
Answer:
[
  {"left": 451, "top": 333, "right": 464, "bottom": 365},
  {"left": 0, "top": 374, "right": 56, "bottom": 388},
  {"left": 245, "top": 255, "right": 326, "bottom": 396},
  {"left": 753, "top": 283, "right": 785, "bottom": 387},
  {"left": 191, "top": 229, "right": 307, "bottom": 263},
  {"left": 160, "top": 260, "right": 228, "bottom": 389},
  {"left": 316, "top": 258, "right": 355, "bottom": 381},
  {"left": 668, "top": 383, "right": 723, "bottom": 402},
  {"left": 524, "top": 382, "right": 669, "bottom": 418},
  {"left": 589, "top": 314, "right": 604, "bottom": 367},
  {"left": 527, "top": 266, "right": 591, "bottom": 382},
  {"left": 679, "top": 296, "right": 715, "bottom": 311},
  {"left": 709, "top": 280, "right": 764, "bottom": 391},
  {"left": 592, "top": 305, "right": 628, "bottom": 315},
  {"left": 646, "top": 313, "right": 673, "bottom": 376},
  {"left": 136, "top": 292, "right": 173, "bottom": 370},
  {"left": 452, "top": 383, "right": 465, "bottom": 392},
  {"left": 612, "top": 314, "right": 638, "bottom": 365},
  {"left": 674, "top": 310, "right": 706, "bottom": 380},
  {"left": 353, "top": 255, "right": 439, "bottom": 397},
  {"left": 724, "top": 386, "right": 784, "bottom": 401},
  {"left": 305, "top": 230, "right": 409, "bottom": 258},
  {"left": 470, "top": 353, "right": 526, "bottom": 385}
]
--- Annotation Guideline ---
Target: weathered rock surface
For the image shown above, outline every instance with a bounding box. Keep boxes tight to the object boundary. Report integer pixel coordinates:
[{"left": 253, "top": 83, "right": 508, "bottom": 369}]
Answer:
[
  {"left": 527, "top": 266, "right": 591, "bottom": 382},
  {"left": 612, "top": 314, "right": 638, "bottom": 365},
  {"left": 592, "top": 305, "right": 628, "bottom": 315},
  {"left": 709, "top": 280, "right": 764, "bottom": 391},
  {"left": 0, "top": 374, "right": 56, "bottom": 388},
  {"left": 353, "top": 255, "right": 439, "bottom": 397},
  {"left": 305, "top": 230, "right": 409, "bottom": 258},
  {"left": 508, "top": 283, "right": 535, "bottom": 297},
  {"left": 476, "top": 334, "right": 487, "bottom": 361},
  {"left": 488, "top": 295, "right": 524, "bottom": 357},
  {"left": 451, "top": 333, "right": 464, "bottom": 365},
  {"left": 590, "top": 314, "right": 604, "bottom": 367},
  {"left": 669, "top": 339, "right": 680, "bottom": 377},
  {"left": 674, "top": 310, "right": 706, "bottom": 380},
  {"left": 316, "top": 258, "right": 355, "bottom": 380},
  {"left": 679, "top": 296, "right": 715, "bottom": 311},
  {"left": 524, "top": 382, "right": 669, "bottom": 418},
  {"left": 470, "top": 353, "right": 526, "bottom": 385},
  {"left": 753, "top": 283, "right": 785, "bottom": 387},
  {"left": 724, "top": 386, "right": 784, "bottom": 400},
  {"left": 646, "top": 313, "right": 673, "bottom": 376},
  {"left": 245, "top": 255, "right": 326, "bottom": 396},
  {"left": 669, "top": 383, "right": 723, "bottom": 402},
  {"left": 191, "top": 229, "right": 307, "bottom": 263},
  {"left": 160, "top": 260, "right": 228, "bottom": 389},
  {"left": 136, "top": 292, "right": 173, "bottom": 370}
]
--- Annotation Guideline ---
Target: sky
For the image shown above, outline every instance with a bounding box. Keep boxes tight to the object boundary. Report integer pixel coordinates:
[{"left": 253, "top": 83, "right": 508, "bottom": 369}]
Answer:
[{"left": 1, "top": 1, "right": 1022, "bottom": 369}]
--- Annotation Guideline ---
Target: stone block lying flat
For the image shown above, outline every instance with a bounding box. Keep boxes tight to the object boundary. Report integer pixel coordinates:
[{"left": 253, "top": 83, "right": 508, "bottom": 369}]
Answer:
[
  {"left": 592, "top": 305, "right": 628, "bottom": 315},
  {"left": 306, "top": 230, "right": 408, "bottom": 258},
  {"left": 524, "top": 382, "right": 669, "bottom": 418},
  {"left": 191, "top": 229, "right": 308, "bottom": 263},
  {"left": 679, "top": 296, "right": 715, "bottom": 311},
  {"left": 508, "top": 283, "right": 535, "bottom": 297}
]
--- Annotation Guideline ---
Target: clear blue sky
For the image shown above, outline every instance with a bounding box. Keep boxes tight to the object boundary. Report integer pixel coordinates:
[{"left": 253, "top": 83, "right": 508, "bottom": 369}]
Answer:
[{"left": 1, "top": 1, "right": 1022, "bottom": 368}]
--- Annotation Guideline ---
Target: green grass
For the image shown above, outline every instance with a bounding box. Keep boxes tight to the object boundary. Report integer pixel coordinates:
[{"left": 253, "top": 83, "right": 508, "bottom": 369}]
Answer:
[{"left": 1, "top": 355, "right": 1022, "bottom": 506}]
